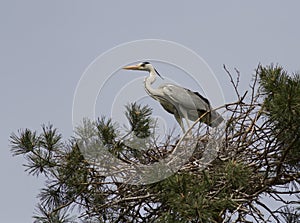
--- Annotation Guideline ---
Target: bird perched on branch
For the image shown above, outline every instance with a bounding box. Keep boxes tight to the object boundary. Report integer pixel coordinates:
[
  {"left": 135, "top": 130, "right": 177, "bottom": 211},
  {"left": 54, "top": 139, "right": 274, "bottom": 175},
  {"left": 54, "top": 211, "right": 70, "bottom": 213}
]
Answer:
[{"left": 123, "top": 62, "right": 223, "bottom": 132}]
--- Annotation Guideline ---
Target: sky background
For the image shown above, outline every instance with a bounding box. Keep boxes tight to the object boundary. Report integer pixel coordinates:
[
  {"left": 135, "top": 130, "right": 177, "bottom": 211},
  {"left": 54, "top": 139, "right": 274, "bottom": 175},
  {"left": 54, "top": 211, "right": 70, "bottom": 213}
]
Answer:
[{"left": 1, "top": 1, "right": 300, "bottom": 222}]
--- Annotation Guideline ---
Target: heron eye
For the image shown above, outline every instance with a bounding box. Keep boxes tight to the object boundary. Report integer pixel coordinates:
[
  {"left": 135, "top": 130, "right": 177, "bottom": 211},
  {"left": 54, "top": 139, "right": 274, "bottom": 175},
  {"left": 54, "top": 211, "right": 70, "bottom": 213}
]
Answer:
[{"left": 141, "top": 62, "right": 150, "bottom": 67}]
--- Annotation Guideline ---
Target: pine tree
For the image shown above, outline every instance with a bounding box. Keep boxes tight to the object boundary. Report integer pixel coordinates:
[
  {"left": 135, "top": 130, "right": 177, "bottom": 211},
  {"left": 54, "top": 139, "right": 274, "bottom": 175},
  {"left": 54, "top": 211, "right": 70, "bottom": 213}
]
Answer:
[{"left": 10, "top": 65, "right": 299, "bottom": 222}]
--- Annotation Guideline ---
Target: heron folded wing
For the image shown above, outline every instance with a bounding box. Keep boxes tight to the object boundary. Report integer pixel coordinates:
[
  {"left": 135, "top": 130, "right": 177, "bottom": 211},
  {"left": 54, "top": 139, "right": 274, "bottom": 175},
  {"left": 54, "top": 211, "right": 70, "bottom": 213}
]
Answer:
[{"left": 160, "top": 84, "right": 210, "bottom": 112}]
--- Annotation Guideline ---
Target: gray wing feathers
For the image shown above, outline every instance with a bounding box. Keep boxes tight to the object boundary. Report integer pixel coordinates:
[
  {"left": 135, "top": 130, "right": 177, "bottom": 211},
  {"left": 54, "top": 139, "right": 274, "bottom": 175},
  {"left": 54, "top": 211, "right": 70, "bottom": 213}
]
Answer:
[
  {"left": 158, "top": 84, "right": 223, "bottom": 127},
  {"left": 160, "top": 84, "right": 208, "bottom": 111}
]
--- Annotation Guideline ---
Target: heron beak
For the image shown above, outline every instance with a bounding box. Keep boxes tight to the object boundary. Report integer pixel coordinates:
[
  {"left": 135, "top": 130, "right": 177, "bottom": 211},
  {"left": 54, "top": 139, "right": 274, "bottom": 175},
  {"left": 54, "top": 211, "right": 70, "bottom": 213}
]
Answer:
[{"left": 123, "top": 65, "right": 140, "bottom": 70}]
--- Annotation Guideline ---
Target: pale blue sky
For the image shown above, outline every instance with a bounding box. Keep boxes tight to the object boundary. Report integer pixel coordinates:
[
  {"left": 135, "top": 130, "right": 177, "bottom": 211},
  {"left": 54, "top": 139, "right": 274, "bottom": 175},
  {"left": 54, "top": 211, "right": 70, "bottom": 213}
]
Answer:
[{"left": 1, "top": 1, "right": 300, "bottom": 222}]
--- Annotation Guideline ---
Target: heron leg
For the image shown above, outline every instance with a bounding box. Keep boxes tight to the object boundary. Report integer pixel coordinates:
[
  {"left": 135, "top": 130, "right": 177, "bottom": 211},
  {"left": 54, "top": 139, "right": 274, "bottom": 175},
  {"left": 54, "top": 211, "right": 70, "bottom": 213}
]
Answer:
[
  {"left": 184, "top": 118, "right": 193, "bottom": 136},
  {"left": 180, "top": 109, "right": 191, "bottom": 134},
  {"left": 185, "top": 118, "right": 191, "bottom": 131},
  {"left": 175, "top": 114, "right": 185, "bottom": 133}
]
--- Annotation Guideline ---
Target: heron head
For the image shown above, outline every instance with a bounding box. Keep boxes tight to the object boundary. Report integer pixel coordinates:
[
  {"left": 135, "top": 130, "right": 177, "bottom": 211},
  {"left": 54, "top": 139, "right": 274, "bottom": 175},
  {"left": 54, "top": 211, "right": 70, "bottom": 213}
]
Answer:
[
  {"left": 123, "top": 61, "right": 153, "bottom": 71},
  {"left": 123, "top": 62, "right": 163, "bottom": 79}
]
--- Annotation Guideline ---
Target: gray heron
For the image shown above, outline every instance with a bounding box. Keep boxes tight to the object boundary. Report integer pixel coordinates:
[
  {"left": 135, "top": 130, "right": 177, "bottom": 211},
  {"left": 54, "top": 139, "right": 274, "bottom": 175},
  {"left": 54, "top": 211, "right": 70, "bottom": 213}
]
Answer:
[{"left": 123, "top": 62, "right": 223, "bottom": 132}]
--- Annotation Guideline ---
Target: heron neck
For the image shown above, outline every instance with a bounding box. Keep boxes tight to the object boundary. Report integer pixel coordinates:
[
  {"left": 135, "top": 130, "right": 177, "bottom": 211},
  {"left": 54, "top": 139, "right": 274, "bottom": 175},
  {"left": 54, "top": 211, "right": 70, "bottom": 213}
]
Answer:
[{"left": 144, "top": 71, "right": 163, "bottom": 97}]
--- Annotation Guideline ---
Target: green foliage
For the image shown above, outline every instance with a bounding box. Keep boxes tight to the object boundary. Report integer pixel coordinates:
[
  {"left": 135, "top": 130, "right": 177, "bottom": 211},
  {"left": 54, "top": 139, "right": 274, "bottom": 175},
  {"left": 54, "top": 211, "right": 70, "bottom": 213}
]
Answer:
[
  {"left": 33, "top": 204, "right": 75, "bottom": 223},
  {"left": 39, "top": 124, "right": 63, "bottom": 151},
  {"left": 10, "top": 124, "right": 61, "bottom": 176},
  {"left": 95, "top": 117, "right": 117, "bottom": 146},
  {"left": 224, "top": 160, "right": 251, "bottom": 190},
  {"left": 10, "top": 103, "right": 156, "bottom": 222},
  {"left": 152, "top": 161, "right": 253, "bottom": 223},
  {"left": 258, "top": 64, "right": 300, "bottom": 168},
  {"left": 125, "top": 102, "right": 153, "bottom": 138},
  {"left": 58, "top": 144, "right": 88, "bottom": 199},
  {"left": 11, "top": 128, "right": 39, "bottom": 155}
]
